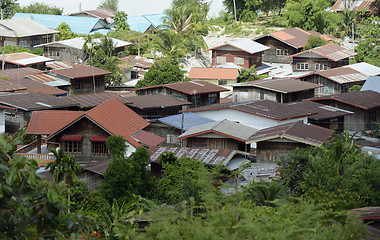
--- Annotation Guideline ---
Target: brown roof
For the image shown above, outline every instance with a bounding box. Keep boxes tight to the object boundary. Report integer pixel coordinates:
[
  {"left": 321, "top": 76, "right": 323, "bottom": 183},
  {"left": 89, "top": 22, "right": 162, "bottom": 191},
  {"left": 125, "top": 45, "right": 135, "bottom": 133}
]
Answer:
[
  {"left": 246, "top": 121, "right": 334, "bottom": 146},
  {"left": 285, "top": 43, "right": 357, "bottom": 61},
  {"left": 134, "top": 80, "right": 229, "bottom": 95},
  {"left": 287, "top": 101, "right": 353, "bottom": 120},
  {"left": 188, "top": 67, "right": 239, "bottom": 80},
  {"left": 14, "top": 77, "right": 67, "bottom": 96},
  {"left": 27, "top": 110, "right": 85, "bottom": 135},
  {"left": 119, "top": 56, "right": 153, "bottom": 69},
  {"left": 46, "top": 61, "right": 72, "bottom": 70},
  {"left": 183, "top": 100, "right": 317, "bottom": 121},
  {"left": 61, "top": 92, "right": 132, "bottom": 108},
  {"left": 124, "top": 94, "right": 191, "bottom": 109},
  {"left": 0, "top": 52, "right": 53, "bottom": 66},
  {"left": 82, "top": 159, "right": 111, "bottom": 175},
  {"left": 234, "top": 78, "right": 321, "bottom": 93},
  {"left": 148, "top": 146, "right": 247, "bottom": 166},
  {"left": 330, "top": 0, "right": 377, "bottom": 12},
  {"left": 84, "top": 8, "right": 116, "bottom": 19},
  {"left": 27, "top": 72, "right": 58, "bottom": 83},
  {"left": 133, "top": 130, "right": 165, "bottom": 147},
  {"left": 51, "top": 65, "right": 112, "bottom": 79},
  {"left": 0, "top": 67, "right": 42, "bottom": 81},
  {"left": 307, "top": 90, "right": 380, "bottom": 110},
  {"left": 300, "top": 66, "right": 367, "bottom": 84},
  {"left": 0, "top": 92, "right": 78, "bottom": 111},
  {"left": 0, "top": 78, "right": 26, "bottom": 92}
]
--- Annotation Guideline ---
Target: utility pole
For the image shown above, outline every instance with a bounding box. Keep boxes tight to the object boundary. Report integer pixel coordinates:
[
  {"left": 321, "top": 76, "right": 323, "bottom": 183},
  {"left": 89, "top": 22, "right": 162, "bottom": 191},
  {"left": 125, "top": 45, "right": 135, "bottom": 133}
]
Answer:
[
  {"left": 138, "top": 32, "right": 141, "bottom": 57},
  {"left": 233, "top": 0, "right": 237, "bottom": 23}
]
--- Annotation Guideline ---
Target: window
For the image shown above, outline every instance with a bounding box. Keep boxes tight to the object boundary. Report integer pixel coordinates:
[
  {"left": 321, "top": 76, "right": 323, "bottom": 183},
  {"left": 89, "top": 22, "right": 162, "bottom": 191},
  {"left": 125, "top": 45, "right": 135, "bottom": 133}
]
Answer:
[
  {"left": 92, "top": 142, "right": 108, "bottom": 154},
  {"left": 4, "top": 40, "right": 15, "bottom": 47},
  {"left": 296, "top": 63, "right": 309, "bottom": 70},
  {"left": 216, "top": 56, "right": 226, "bottom": 64},
  {"left": 369, "top": 110, "right": 377, "bottom": 122},
  {"left": 93, "top": 78, "right": 102, "bottom": 87},
  {"left": 218, "top": 79, "right": 227, "bottom": 85},
  {"left": 75, "top": 80, "right": 83, "bottom": 89},
  {"left": 234, "top": 57, "right": 244, "bottom": 65},
  {"left": 19, "top": 40, "right": 28, "bottom": 47},
  {"left": 30, "top": 38, "right": 40, "bottom": 47},
  {"left": 208, "top": 93, "right": 218, "bottom": 105},
  {"left": 239, "top": 89, "right": 248, "bottom": 92},
  {"left": 315, "top": 63, "right": 327, "bottom": 71},
  {"left": 276, "top": 49, "right": 288, "bottom": 56},
  {"left": 63, "top": 141, "right": 82, "bottom": 153}
]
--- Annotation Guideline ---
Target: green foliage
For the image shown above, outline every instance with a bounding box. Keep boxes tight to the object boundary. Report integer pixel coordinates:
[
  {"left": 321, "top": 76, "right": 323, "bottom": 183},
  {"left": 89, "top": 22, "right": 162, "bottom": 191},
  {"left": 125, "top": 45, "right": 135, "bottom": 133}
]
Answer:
[
  {"left": 12, "top": 127, "right": 36, "bottom": 145},
  {"left": 348, "top": 85, "right": 362, "bottom": 92},
  {"left": 106, "top": 135, "right": 127, "bottom": 159},
  {"left": 303, "top": 35, "right": 328, "bottom": 51},
  {"left": 16, "top": 2, "right": 63, "bottom": 15},
  {"left": 98, "top": 0, "right": 119, "bottom": 11},
  {"left": 237, "top": 65, "right": 265, "bottom": 83},
  {"left": 114, "top": 11, "right": 129, "bottom": 31},
  {"left": 56, "top": 22, "right": 77, "bottom": 41},
  {"left": 354, "top": 16, "right": 380, "bottom": 67},
  {"left": 0, "top": 45, "right": 43, "bottom": 56},
  {"left": 0, "top": 0, "right": 19, "bottom": 19},
  {"left": 135, "top": 58, "right": 186, "bottom": 88},
  {"left": 242, "top": 180, "right": 286, "bottom": 206}
]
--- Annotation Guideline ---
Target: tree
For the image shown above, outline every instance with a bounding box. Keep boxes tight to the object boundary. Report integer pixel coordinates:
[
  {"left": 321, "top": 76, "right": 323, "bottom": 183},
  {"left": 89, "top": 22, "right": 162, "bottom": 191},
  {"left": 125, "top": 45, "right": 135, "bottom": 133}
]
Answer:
[
  {"left": 354, "top": 16, "right": 380, "bottom": 67},
  {"left": 237, "top": 65, "right": 265, "bottom": 83},
  {"left": 0, "top": 45, "right": 43, "bottom": 56},
  {"left": 348, "top": 85, "right": 362, "bottom": 92},
  {"left": 98, "top": 0, "right": 119, "bottom": 11},
  {"left": 135, "top": 58, "right": 186, "bottom": 88},
  {"left": 114, "top": 11, "right": 129, "bottom": 31},
  {"left": 0, "top": 0, "right": 19, "bottom": 19},
  {"left": 46, "top": 148, "right": 82, "bottom": 184},
  {"left": 56, "top": 22, "right": 77, "bottom": 41},
  {"left": 16, "top": 2, "right": 63, "bottom": 15},
  {"left": 303, "top": 35, "right": 328, "bottom": 50}
]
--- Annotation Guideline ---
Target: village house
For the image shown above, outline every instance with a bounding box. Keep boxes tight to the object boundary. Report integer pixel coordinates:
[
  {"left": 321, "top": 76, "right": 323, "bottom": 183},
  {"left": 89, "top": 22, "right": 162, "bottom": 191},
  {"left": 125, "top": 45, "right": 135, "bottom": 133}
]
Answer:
[
  {"left": 232, "top": 78, "right": 321, "bottom": 103},
  {"left": 246, "top": 121, "right": 334, "bottom": 162},
  {"left": 329, "top": 0, "right": 379, "bottom": 17},
  {"left": 133, "top": 80, "right": 229, "bottom": 107},
  {"left": 69, "top": 8, "right": 116, "bottom": 24},
  {"left": 118, "top": 56, "right": 153, "bottom": 81},
  {"left": 0, "top": 52, "right": 54, "bottom": 70},
  {"left": 0, "top": 18, "right": 59, "bottom": 48},
  {"left": 254, "top": 27, "right": 338, "bottom": 64},
  {"left": 284, "top": 43, "right": 357, "bottom": 72},
  {"left": 298, "top": 62, "right": 380, "bottom": 96},
  {"left": 204, "top": 38, "right": 269, "bottom": 69},
  {"left": 188, "top": 67, "right": 239, "bottom": 86},
  {"left": 307, "top": 90, "right": 380, "bottom": 131},
  {"left": 111, "top": 13, "right": 165, "bottom": 33}
]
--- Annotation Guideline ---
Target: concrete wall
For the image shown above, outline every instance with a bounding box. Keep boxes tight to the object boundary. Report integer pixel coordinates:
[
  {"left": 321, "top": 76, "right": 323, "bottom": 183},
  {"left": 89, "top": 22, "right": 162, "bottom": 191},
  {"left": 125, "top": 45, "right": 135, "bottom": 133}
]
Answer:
[{"left": 5, "top": 109, "right": 29, "bottom": 133}]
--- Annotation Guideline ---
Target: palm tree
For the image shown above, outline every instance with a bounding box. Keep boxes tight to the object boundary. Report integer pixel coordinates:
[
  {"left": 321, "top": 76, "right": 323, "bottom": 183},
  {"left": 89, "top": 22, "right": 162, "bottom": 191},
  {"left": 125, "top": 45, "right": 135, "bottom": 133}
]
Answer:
[
  {"left": 46, "top": 148, "right": 82, "bottom": 184},
  {"left": 162, "top": 5, "right": 194, "bottom": 34}
]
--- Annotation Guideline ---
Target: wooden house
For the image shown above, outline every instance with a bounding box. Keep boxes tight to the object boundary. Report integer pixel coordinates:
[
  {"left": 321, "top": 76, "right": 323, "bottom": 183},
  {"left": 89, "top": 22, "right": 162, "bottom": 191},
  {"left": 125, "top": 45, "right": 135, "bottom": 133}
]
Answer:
[
  {"left": 246, "top": 121, "right": 333, "bottom": 162},
  {"left": 204, "top": 38, "right": 269, "bottom": 68},
  {"left": 284, "top": 43, "right": 356, "bottom": 72},
  {"left": 329, "top": 0, "right": 379, "bottom": 17},
  {"left": 0, "top": 52, "right": 54, "bottom": 70},
  {"left": 188, "top": 67, "right": 239, "bottom": 86},
  {"left": 232, "top": 78, "right": 321, "bottom": 103}
]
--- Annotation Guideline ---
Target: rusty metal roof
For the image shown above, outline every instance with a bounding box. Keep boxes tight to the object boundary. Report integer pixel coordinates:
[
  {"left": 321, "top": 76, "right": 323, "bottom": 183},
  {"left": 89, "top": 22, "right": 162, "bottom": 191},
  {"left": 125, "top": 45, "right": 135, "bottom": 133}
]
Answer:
[
  {"left": 330, "top": 0, "right": 377, "bottom": 12},
  {"left": 124, "top": 94, "right": 191, "bottom": 109},
  {"left": 301, "top": 66, "right": 368, "bottom": 84},
  {"left": 285, "top": 43, "right": 357, "bottom": 61},
  {"left": 51, "top": 65, "right": 112, "bottom": 79},
  {"left": 134, "top": 80, "right": 229, "bottom": 95},
  {"left": 0, "top": 78, "right": 26, "bottom": 92},
  {"left": 46, "top": 61, "right": 72, "bottom": 70},
  {"left": 82, "top": 159, "right": 111, "bottom": 175},
  {"left": 132, "top": 130, "right": 165, "bottom": 147},
  {"left": 308, "top": 90, "right": 380, "bottom": 110},
  {"left": 287, "top": 101, "right": 353, "bottom": 120},
  {"left": 148, "top": 146, "right": 248, "bottom": 166},
  {"left": 188, "top": 67, "right": 239, "bottom": 80},
  {"left": 61, "top": 92, "right": 132, "bottom": 108},
  {"left": 204, "top": 38, "right": 270, "bottom": 54},
  {"left": 0, "top": 52, "right": 54, "bottom": 66},
  {"left": 246, "top": 121, "right": 334, "bottom": 146},
  {"left": 234, "top": 78, "right": 321, "bottom": 93},
  {"left": 15, "top": 77, "right": 68, "bottom": 96},
  {"left": 0, "top": 67, "right": 42, "bottom": 81},
  {"left": 183, "top": 100, "right": 317, "bottom": 121},
  {"left": 119, "top": 56, "right": 153, "bottom": 69},
  {"left": 83, "top": 8, "right": 116, "bottom": 19},
  {"left": 0, "top": 92, "right": 78, "bottom": 111},
  {"left": 27, "top": 72, "right": 60, "bottom": 83}
]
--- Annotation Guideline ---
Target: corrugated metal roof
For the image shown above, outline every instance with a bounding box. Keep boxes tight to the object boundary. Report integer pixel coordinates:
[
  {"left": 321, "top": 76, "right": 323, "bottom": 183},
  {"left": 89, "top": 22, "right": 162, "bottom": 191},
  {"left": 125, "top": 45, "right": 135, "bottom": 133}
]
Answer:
[
  {"left": 124, "top": 94, "right": 191, "bottom": 109},
  {"left": 188, "top": 67, "right": 239, "bottom": 80},
  {"left": 246, "top": 121, "right": 333, "bottom": 146},
  {"left": 46, "top": 61, "right": 72, "bottom": 70},
  {"left": 0, "top": 92, "right": 78, "bottom": 111},
  {"left": 158, "top": 112, "right": 214, "bottom": 131},
  {"left": 35, "top": 37, "right": 132, "bottom": 50},
  {"left": 361, "top": 76, "right": 380, "bottom": 93},
  {"left": 12, "top": 13, "right": 111, "bottom": 35},
  {"left": 132, "top": 130, "right": 165, "bottom": 147},
  {"left": 287, "top": 101, "right": 353, "bottom": 120},
  {"left": 82, "top": 159, "right": 111, "bottom": 175},
  {"left": 301, "top": 66, "right": 368, "bottom": 84},
  {"left": 0, "top": 78, "right": 26, "bottom": 92},
  {"left": 345, "top": 62, "right": 380, "bottom": 76},
  {"left": 233, "top": 78, "right": 321, "bottom": 93},
  {"left": 0, "top": 67, "right": 42, "bottom": 81},
  {"left": 0, "top": 18, "right": 59, "bottom": 37},
  {"left": 119, "top": 56, "right": 153, "bottom": 69},
  {"left": 14, "top": 77, "right": 68, "bottom": 96},
  {"left": 330, "top": 0, "right": 377, "bottom": 12},
  {"left": 83, "top": 8, "right": 116, "bottom": 19},
  {"left": 51, "top": 65, "right": 112, "bottom": 79},
  {"left": 183, "top": 99, "right": 317, "bottom": 121},
  {"left": 148, "top": 146, "right": 247, "bottom": 166},
  {"left": 205, "top": 38, "right": 270, "bottom": 54},
  {"left": 61, "top": 92, "right": 131, "bottom": 108},
  {"left": 0, "top": 52, "right": 53, "bottom": 66},
  {"left": 143, "top": 13, "right": 166, "bottom": 28},
  {"left": 178, "top": 119, "right": 258, "bottom": 142},
  {"left": 127, "top": 15, "right": 153, "bottom": 33},
  {"left": 285, "top": 43, "right": 357, "bottom": 61}
]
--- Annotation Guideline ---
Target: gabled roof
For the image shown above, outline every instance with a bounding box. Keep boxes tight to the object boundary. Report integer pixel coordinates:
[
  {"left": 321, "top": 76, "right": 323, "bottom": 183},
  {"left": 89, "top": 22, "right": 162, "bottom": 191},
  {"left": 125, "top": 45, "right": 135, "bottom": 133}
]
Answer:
[
  {"left": 35, "top": 37, "right": 132, "bottom": 50},
  {"left": 246, "top": 121, "right": 334, "bottom": 146},
  {"left": 182, "top": 100, "right": 317, "bottom": 121},
  {"left": 46, "top": 61, "right": 73, "bottom": 70},
  {"left": 61, "top": 92, "right": 131, "bottom": 108},
  {"left": 0, "top": 67, "right": 42, "bottom": 81},
  {"left": 205, "top": 38, "right": 270, "bottom": 54},
  {"left": 361, "top": 76, "right": 380, "bottom": 93},
  {"left": 149, "top": 146, "right": 248, "bottom": 166},
  {"left": 233, "top": 78, "right": 321, "bottom": 93},
  {"left": 143, "top": 14, "right": 166, "bottom": 28},
  {"left": 80, "top": 8, "right": 116, "bottom": 19},
  {"left": 188, "top": 67, "right": 239, "bottom": 80},
  {"left": 307, "top": 90, "right": 380, "bottom": 110},
  {"left": 12, "top": 13, "right": 111, "bottom": 35},
  {"left": 126, "top": 13, "right": 166, "bottom": 33},
  {"left": 178, "top": 119, "right": 258, "bottom": 142},
  {"left": 287, "top": 101, "right": 353, "bottom": 120},
  {"left": 119, "top": 56, "right": 153, "bottom": 69},
  {"left": 0, "top": 18, "right": 59, "bottom": 37},
  {"left": 158, "top": 112, "right": 214, "bottom": 131},
  {"left": 51, "top": 65, "right": 112, "bottom": 79},
  {"left": 27, "top": 72, "right": 70, "bottom": 87},
  {"left": 132, "top": 130, "right": 165, "bottom": 147},
  {"left": 124, "top": 94, "right": 191, "bottom": 109},
  {"left": 330, "top": 0, "right": 377, "bottom": 12},
  {"left": 0, "top": 52, "right": 53, "bottom": 66},
  {"left": 347, "top": 62, "right": 380, "bottom": 76},
  {"left": 0, "top": 78, "right": 26, "bottom": 92},
  {"left": 14, "top": 77, "right": 68, "bottom": 96},
  {"left": 133, "top": 80, "right": 229, "bottom": 95},
  {"left": 284, "top": 43, "right": 357, "bottom": 62}
]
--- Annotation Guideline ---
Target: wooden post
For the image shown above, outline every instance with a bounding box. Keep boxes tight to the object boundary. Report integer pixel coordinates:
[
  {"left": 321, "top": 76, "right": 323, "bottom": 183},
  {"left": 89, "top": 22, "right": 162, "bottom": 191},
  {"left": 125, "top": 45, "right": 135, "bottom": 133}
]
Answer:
[{"left": 37, "top": 135, "right": 41, "bottom": 154}]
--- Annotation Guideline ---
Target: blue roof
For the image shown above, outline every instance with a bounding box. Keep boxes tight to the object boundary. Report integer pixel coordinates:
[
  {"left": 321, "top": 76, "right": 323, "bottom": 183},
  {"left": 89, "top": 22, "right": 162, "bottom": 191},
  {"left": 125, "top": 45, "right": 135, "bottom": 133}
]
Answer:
[
  {"left": 158, "top": 112, "right": 215, "bottom": 131},
  {"left": 143, "top": 13, "right": 166, "bottom": 28},
  {"left": 361, "top": 76, "right": 380, "bottom": 93},
  {"left": 12, "top": 13, "right": 110, "bottom": 35},
  {"left": 127, "top": 15, "right": 152, "bottom": 33}
]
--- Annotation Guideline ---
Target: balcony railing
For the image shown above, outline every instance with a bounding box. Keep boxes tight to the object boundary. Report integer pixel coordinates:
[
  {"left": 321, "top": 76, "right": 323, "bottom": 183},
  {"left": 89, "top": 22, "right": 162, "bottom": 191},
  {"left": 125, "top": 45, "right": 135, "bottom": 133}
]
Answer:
[{"left": 16, "top": 154, "right": 56, "bottom": 165}]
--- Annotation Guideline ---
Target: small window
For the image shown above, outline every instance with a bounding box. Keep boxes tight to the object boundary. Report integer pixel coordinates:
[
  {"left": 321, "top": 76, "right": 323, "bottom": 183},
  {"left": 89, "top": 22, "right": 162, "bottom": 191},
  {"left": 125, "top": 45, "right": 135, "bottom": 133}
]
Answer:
[
  {"left": 208, "top": 93, "right": 218, "bottom": 105},
  {"left": 234, "top": 57, "right": 244, "bottom": 65},
  {"left": 75, "top": 80, "right": 83, "bottom": 89},
  {"left": 238, "top": 89, "right": 248, "bottom": 92},
  {"left": 315, "top": 64, "right": 327, "bottom": 71},
  {"left": 92, "top": 142, "right": 108, "bottom": 154},
  {"left": 64, "top": 141, "right": 82, "bottom": 153},
  {"left": 19, "top": 40, "right": 28, "bottom": 47},
  {"left": 296, "top": 63, "right": 309, "bottom": 70},
  {"left": 276, "top": 49, "right": 288, "bottom": 56},
  {"left": 218, "top": 79, "right": 227, "bottom": 85},
  {"left": 216, "top": 56, "right": 226, "bottom": 64},
  {"left": 369, "top": 110, "right": 377, "bottom": 122}
]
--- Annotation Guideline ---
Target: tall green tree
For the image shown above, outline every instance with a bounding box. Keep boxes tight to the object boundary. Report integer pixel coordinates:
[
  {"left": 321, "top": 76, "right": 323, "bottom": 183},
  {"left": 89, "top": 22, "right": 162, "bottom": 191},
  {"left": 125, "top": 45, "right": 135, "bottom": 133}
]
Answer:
[
  {"left": 237, "top": 65, "right": 265, "bottom": 82},
  {"left": 303, "top": 35, "right": 328, "bottom": 51},
  {"left": 16, "top": 2, "right": 63, "bottom": 15},
  {"left": 354, "top": 16, "right": 380, "bottom": 67},
  {"left": 56, "top": 22, "right": 77, "bottom": 41},
  {"left": 114, "top": 11, "right": 129, "bottom": 31},
  {"left": 0, "top": 0, "right": 19, "bottom": 19},
  {"left": 97, "top": 0, "right": 119, "bottom": 11}
]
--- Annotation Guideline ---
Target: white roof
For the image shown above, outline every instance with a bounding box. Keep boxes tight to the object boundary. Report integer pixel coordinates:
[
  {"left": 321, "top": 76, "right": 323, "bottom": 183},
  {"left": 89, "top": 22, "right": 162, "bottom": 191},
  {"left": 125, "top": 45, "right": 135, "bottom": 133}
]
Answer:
[
  {"left": 227, "top": 38, "right": 270, "bottom": 54},
  {"left": 35, "top": 37, "right": 132, "bottom": 50},
  {"left": 13, "top": 56, "right": 53, "bottom": 65},
  {"left": 0, "top": 18, "right": 59, "bottom": 38},
  {"left": 344, "top": 62, "right": 380, "bottom": 76}
]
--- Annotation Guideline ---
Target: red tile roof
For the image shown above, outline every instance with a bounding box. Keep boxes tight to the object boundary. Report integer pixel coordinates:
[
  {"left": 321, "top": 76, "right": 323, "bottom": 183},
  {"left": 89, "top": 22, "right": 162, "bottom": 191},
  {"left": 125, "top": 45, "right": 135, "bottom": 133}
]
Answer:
[
  {"left": 133, "top": 130, "right": 165, "bottom": 147},
  {"left": 188, "top": 67, "right": 239, "bottom": 80},
  {"left": 285, "top": 43, "right": 357, "bottom": 61},
  {"left": 51, "top": 65, "right": 112, "bottom": 79}
]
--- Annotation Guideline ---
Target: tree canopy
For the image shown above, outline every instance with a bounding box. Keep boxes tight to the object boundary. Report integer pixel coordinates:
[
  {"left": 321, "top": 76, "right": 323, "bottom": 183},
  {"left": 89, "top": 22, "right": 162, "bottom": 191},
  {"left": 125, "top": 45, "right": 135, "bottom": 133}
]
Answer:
[
  {"left": 16, "top": 2, "right": 63, "bottom": 15},
  {"left": 303, "top": 35, "right": 328, "bottom": 51},
  {"left": 56, "top": 22, "right": 77, "bottom": 41},
  {"left": 354, "top": 16, "right": 380, "bottom": 67},
  {"left": 0, "top": 0, "right": 18, "bottom": 19},
  {"left": 97, "top": 0, "right": 119, "bottom": 11}
]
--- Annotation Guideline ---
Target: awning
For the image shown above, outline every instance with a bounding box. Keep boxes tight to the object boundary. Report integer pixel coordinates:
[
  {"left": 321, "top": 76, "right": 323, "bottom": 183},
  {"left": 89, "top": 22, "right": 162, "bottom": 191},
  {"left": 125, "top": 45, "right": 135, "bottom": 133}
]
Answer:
[
  {"left": 61, "top": 135, "right": 83, "bottom": 141},
  {"left": 89, "top": 136, "right": 109, "bottom": 142}
]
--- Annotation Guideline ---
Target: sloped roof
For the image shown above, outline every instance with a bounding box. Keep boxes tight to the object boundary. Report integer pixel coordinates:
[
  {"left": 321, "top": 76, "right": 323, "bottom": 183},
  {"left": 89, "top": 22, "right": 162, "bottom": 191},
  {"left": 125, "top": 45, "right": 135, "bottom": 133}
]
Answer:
[
  {"left": 83, "top": 8, "right": 116, "bottom": 19},
  {"left": 158, "top": 112, "right": 214, "bottom": 131},
  {"left": 119, "top": 56, "right": 153, "bottom": 69},
  {"left": 285, "top": 43, "right": 357, "bottom": 61},
  {"left": 0, "top": 18, "right": 59, "bottom": 37},
  {"left": 233, "top": 78, "right": 321, "bottom": 93},
  {"left": 143, "top": 13, "right": 166, "bottom": 28},
  {"left": 183, "top": 100, "right": 317, "bottom": 121},
  {"left": 178, "top": 119, "right": 258, "bottom": 142},
  {"left": 46, "top": 61, "right": 73, "bottom": 70},
  {"left": 347, "top": 62, "right": 380, "bottom": 76},
  {"left": 51, "top": 65, "right": 112, "bottom": 79},
  {"left": 127, "top": 15, "right": 153, "bottom": 33},
  {"left": 35, "top": 37, "right": 132, "bottom": 50},
  {"left": 14, "top": 77, "right": 68, "bottom": 96},
  {"left": 12, "top": 13, "right": 111, "bottom": 35},
  {"left": 0, "top": 78, "right": 26, "bottom": 92},
  {"left": 124, "top": 94, "right": 191, "bottom": 109},
  {"left": 148, "top": 146, "right": 248, "bottom": 166},
  {"left": 307, "top": 90, "right": 380, "bottom": 110},
  {"left": 246, "top": 121, "right": 334, "bottom": 146},
  {"left": 287, "top": 101, "right": 353, "bottom": 120},
  {"left": 134, "top": 80, "right": 229, "bottom": 95},
  {"left": 0, "top": 67, "right": 42, "bottom": 81},
  {"left": 188, "top": 67, "right": 239, "bottom": 80},
  {"left": 300, "top": 66, "right": 368, "bottom": 84},
  {"left": 361, "top": 76, "right": 380, "bottom": 93},
  {"left": 61, "top": 92, "right": 131, "bottom": 108},
  {"left": 330, "top": 0, "right": 377, "bottom": 12},
  {"left": 0, "top": 52, "right": 53, "bottom": 66},
  {"left": 205, "top": 38, "right": 270, "bottom": 54},
  {"left": 132, "top": 130, "right": 165, "bottom": 147}
]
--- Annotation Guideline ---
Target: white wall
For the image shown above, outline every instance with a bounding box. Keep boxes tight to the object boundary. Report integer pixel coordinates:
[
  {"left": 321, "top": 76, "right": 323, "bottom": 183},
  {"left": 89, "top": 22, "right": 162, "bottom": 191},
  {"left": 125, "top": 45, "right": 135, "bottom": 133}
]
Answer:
[
  {"left": 0, "top": 109, "right": 5, "bottom": 134},
  {"left": 124, "top": 142, "right": 137, "bottom": 157}
]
